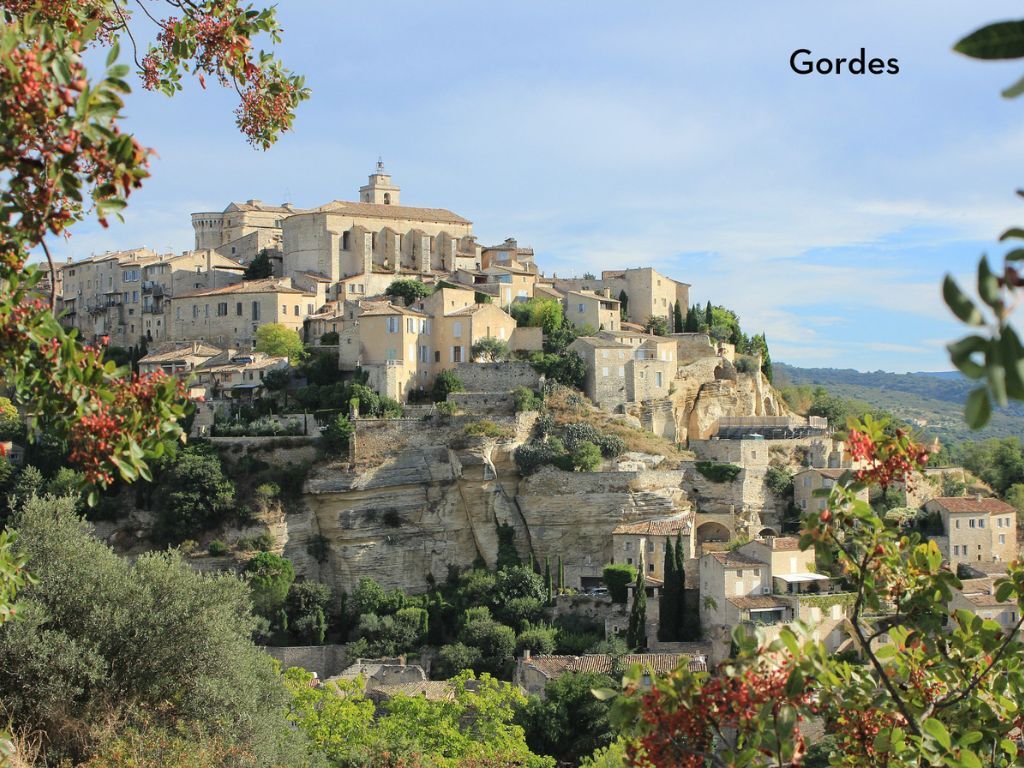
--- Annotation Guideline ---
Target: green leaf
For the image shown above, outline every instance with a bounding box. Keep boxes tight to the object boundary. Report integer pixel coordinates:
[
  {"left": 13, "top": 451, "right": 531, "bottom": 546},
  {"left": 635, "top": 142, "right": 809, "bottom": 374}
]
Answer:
[
  {"left": 923, "top": 717, "right": 951, "bottom": 750},
  {"left": 978, "top": 256, "right": 1003, "bottom": 311},
  {"left": 948, "top": 335, "right": 988, "bottom": 380},
  {"left": 943, "top": 275, "right": 983, "bottom": 325},
  {"left": 106, "top": 40, "right": 120, "bottom": 68},
  {"left": 959, "top": 748, "right": 982, "bottom": 768},
  {"left": 955, "top": 21, "right": 1024, "bottom": 60},
  {"left": 996, "top": 581, "right": 1015, "bottom": 602},
  {"left": 1003, "top": 73, "right": 1024, "bottom": 98},
  {"left": 965, "top": 387, "right": 992, "bottom": 429},
  {"left": 591, "top": 687, "right": 618, "bottom": 701},
  {"left": 1000, "top": 227, "right": 1024, "bottom": 242},
  {"left": 1000, "top": 739, "right": 1018, "bottom": 758}
]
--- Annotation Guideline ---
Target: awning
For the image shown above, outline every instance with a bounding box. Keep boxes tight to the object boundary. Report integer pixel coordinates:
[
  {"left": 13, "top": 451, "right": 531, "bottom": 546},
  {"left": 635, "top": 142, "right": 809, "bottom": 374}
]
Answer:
[{"left": 775, "top": 572, "right": 831, "bottom": 583}]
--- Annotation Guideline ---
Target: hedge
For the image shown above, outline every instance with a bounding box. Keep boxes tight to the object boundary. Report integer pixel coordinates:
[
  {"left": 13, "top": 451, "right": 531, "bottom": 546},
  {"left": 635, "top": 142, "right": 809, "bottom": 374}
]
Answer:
[{"left": 695, "top": 461, "right": 742, "bottom": 483}]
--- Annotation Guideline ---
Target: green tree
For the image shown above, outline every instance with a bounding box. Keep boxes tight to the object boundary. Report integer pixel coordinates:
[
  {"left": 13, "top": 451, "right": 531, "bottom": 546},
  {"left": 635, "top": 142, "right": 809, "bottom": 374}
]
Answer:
[
  {"left": 704, "top": 300, "right": 713, "bottom": 329},
  {"left": 243, "top": 249, "right": 274, "bottom": 280},
  {"left": 626, "top": 552, "right": 646, "bottom": 650},
  {"left": 675, "top": 531, "right": 698, "bottom": 641},
  {"left": 658, "top": 537, "right": 677, "bottom": 642},
  {"left": 1, "top": 496, "right": 307, "bottom": 766},
  {"left": 1006, "top": 483, "right": 1024, "bottom": 515},
  {"left": 602, "top": 563, "right": 636, "bottom": 603},
  {"left": 321, "top": 413, "right": 354, "bottom": 454},
  {"left": 644, "top": 315, "right": 670, "bottom": 336},
  {"left": 7, "top": 464, "right": 43, "bottom": 513},
  {"left": 511, "top": 297, "right": 566, "bottom": 336},
  {"left": 434, "top": 642, "right": 483, "bottom": 679},
  {"left": 461, "top": 615, "right": 516, "bottom": 678},
  {"left": 384, "top": 278, "right": 431, "bottom": 306},
  {"left": 522, "top": 671, "right": 616, "bottom": 765},
  {"left": 515, "top": 623, "right": 558, "bottom": 656},
  {"left": 544, "top": 556, "right": 553, "bottom": 606},
  {"left": 471, "top": 336, "right": 510, "bottom": 362},
  {"left": 433, "top": 369, "right": 465, "bottom": 402},
  {"left": 673, "top": 301, "right": 684, "bottom": 333},
  {"left": 558, "top": 555, "right": 565, "bottom": 592},
  {"left": 571, "top": 440, "right": 602, "bottom": 471},
  {"left": 244, "top": 552, "right": 295, "bottom": 618},
  {"left": 255, "top": 323, "right": 305, "bottom": 364},
  {"left": 154, "top": 444, "right": 235, "bottom": 543},
  {"left": 618, "top": 289, "right": 629, "bottom": 321},
  {"left": 684, "top": 304, "right": 700, "bottom": 332},
  {"left": 286, "top": 581, "right": 333, "bottom": 644}
]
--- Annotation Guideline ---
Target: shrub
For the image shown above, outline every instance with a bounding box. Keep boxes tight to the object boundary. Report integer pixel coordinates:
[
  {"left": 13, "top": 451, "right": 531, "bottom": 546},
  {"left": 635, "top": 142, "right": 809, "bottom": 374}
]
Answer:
[
  {"left": 434, "top": 642, "right": 482, "bottom": 679},
  {"left": 464, "top": 420, "right": 514, "bottom": 439},
  {"left": 594, "top": 433, "right": 626, "bottom": 459},
  {"left": 571, "top": 441, "right": 602, "bottom": 472},
  {"left": 513, "top": 440, "right": 559, "bottom": 475},
  {"left": 244, "top": 552, "right": 295, "bottom": 617},
  {"left": 534, "top": 412, "right": 555, "bottom": 438},
  {"left": 513, "top": 386, "right": 543, "bottom": 412},
  {"left": 515, "top": 623, "right": 558, "bottom": 656},
  {"left": 319, "top": 331, "right": 339, "bottom": 345},
  {"left": 435, "top": 401, "right": 456, "bottom": 417},
  {"left": 433, "top": 370, "right": 465, "bottom": 402},
  {"left": 471, "top": 337, "right": 510, "bottom": 362},
  {"left": 385, "top": 278, "right": 431, "bottom": 306},
  {"left": 254, "top": 483, "right": 280, "bottom": 504},
  {"left": 603, "top": 564, "right": 637, "bottom": 603},
  {"left": 694, "top": 461, "right": 742, "bottom": 483},
  {"left": 562, "top": 422, "right": 601, "bottom": 451},
  {"left": 765, "top": 466, "right": 793, "bottom": 497},
  {"left": 207, "top": 539, "right": 229, "bottom": 557},
  {"left": 321, "top": 413, "right": 354, "bottom": 454},
  {"left": 154, "top": 445, "right": 235, "bottom": 544},
  {"left": 237, "top": 532, "right": 275, "bottom": 552},
  {"left": 460, "top": 617, "right": 516, "bottom": 678}
]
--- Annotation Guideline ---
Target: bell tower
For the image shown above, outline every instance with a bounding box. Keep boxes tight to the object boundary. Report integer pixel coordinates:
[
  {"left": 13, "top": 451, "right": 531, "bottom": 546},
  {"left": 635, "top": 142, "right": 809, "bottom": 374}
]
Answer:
[{"left": 359, "top": 158, "right": 400, "bottom": 205}]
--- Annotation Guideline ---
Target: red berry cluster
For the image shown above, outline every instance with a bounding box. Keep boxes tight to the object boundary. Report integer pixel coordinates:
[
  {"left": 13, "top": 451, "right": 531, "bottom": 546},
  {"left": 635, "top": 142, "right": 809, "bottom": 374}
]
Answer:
[
  {"left": 831, "top": 707, "right": 907, "bottom": 761},
  {"left": 628, "top": 652, "right": 811, "bottom": 767},
  {"left": 848, "top": 428, "right": 930, "bottom": 490}
]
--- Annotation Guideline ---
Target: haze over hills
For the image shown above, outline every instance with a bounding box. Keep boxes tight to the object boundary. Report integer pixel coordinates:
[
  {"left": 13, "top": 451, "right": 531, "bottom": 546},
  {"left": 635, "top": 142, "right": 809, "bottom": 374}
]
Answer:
[{"left": 774, "top": 363, "right": 1024, "bottom": 446}]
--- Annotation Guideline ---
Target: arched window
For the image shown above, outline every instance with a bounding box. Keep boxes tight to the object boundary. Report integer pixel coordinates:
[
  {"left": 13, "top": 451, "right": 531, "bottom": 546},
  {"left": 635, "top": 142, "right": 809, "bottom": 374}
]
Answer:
[{"left": 384, "top": 192, "right": 391, "bottom": 205}]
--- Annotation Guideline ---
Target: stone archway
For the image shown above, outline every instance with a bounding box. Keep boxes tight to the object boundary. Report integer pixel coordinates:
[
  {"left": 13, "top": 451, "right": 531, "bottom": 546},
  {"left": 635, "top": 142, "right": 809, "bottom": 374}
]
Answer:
[
  {"left": 757, "top": 526, "right": 779, "bottom": 538},
  {"left": 695, "top": 521, "right": 731, "bottom": 554}
]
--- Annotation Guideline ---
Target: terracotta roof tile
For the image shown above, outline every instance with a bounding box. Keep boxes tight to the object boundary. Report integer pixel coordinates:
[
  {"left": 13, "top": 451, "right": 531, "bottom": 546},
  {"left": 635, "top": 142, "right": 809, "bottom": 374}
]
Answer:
[
  {"left": 710, "top": 550, "right": 767, "bottom": 568},
  {"left": 727, "top": 595, "right": 791, "bottom": 610},
  {"left": 613, "top": 514, "right": 693, "bottom": 536},
  {"left": 764, "top": 536, "right": 801, "bottom": 551},
  {"left": 315, "top": 200, "right": 471, "bottom": 225},
  {"left": 930, "top": 497, "right": 1017, "bottom": 516}
]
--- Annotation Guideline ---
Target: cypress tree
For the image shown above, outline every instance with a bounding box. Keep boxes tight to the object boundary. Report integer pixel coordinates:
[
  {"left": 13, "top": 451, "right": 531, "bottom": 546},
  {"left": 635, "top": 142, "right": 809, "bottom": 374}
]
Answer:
[
  {"left": 528, "top": 551, "right": 536, "bottom": 573},
  {"left": 626, "top": 552, "right": 647, "bottom": 650},
  {"left": 704, "top": 301, "right": 713, "bottom": 330},
  {"left": 675, "top": 531, "right": 698, "bottom": 641},
  {"left": 673, "top": 301, "right": 684, "bottom": 333},
  {"left": 684, "top": 305, "right": 699, "bottom": 333},
  {"left": 558, "top": 554, "right": 565, "bottom": 592},
  {"left": 544, "top": 556, "right": 553, "bottom": 605},
  {"left": 659, "top": 537, "right": 677, "bottom": 642},
  {"left": 760, "top": 334, "right": 774, "bottom": 383},
  {"left": 618, "top": 289, "right": 629, "bottom": 321}
]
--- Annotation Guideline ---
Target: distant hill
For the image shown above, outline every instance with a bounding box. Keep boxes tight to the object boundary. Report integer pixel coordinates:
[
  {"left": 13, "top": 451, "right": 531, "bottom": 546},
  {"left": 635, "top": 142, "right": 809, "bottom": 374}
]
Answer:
[{"left": 774, "top": 363, "right": 1024, "bottom": 446}]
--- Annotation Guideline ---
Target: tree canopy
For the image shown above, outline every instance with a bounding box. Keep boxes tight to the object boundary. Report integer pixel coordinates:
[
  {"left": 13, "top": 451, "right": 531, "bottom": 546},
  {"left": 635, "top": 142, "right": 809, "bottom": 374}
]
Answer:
[{"left": 255, "top": 324, "right": 306, "bottom": 364}]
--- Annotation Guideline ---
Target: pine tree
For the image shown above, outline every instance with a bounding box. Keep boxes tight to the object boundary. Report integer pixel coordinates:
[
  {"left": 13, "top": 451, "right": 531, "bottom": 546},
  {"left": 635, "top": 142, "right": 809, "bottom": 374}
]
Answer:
[
  {"left": 627, "top": 552, "right": 647, "bottom": 650},
  {"left": 659, "top": 537, "right": 677, "bottom": 642},
  {"left": 558, "top": 554, "right": 565, "bottom": 592},
  {"left": 704, "top": 301, "right": 713, "bottom": 330},
  {"left": 544, "top": 556, "right": 553, "bottom": 605},
  {"left": 684, "top": 305, "right": 699, "bottom": 333},
  {"left": 673, "top": 301, "right": 684, "bottom": 333}
]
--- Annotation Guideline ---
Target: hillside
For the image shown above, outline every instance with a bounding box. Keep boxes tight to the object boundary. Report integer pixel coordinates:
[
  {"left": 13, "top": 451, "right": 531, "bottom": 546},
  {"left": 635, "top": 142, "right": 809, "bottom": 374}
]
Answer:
[{"left": 775, "top": 363, "right": 1024, "bottom": 446}]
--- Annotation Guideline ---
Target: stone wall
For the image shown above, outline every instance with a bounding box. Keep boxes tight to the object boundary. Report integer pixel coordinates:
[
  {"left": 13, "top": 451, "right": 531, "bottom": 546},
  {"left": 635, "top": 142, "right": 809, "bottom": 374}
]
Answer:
[
  {"left": 671, "top": 333, "right": 717, "bottom": 364},
  {"left": 510, "top": 326, "right": 543, "bottom": 352},
  {"left": 211, "top": 436, "right": 318, "bottom": 466},
  {"left": 449, "top": 392, "right": 516, "bottom": 414},
  {"left": 454, "top": 360, "right": 541, "bottom": 392},
  {"left": 263, "top": 644, "right": 349, "bottom": 677}
]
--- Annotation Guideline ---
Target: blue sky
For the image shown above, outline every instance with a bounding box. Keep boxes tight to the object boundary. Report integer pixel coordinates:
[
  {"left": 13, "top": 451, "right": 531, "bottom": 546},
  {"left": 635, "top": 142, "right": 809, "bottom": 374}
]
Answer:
[{"left": 50, "top": 1, "right": 1024, "bottom": 372}]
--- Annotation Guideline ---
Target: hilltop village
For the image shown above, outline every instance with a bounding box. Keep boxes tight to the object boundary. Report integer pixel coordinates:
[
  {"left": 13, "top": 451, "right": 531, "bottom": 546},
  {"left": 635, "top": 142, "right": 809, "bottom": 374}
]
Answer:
[{"left": 42, "top": 164, "right": 1020, "bottom": 679}]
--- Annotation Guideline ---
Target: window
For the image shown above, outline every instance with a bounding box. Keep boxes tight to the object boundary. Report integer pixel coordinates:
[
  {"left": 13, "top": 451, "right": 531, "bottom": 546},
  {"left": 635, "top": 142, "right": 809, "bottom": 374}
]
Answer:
[
  {"left": 307, "top": 304, "right": 314, "bottom": 315},
  {"left": 132, "top": 291, "right": 138, "bottom": 303},
  {"left": 434, "top": 351, "right": 441, "bottom": 363},
  {"left": 956, "top": 519, "right": 961, "bottom": 529},
  {"left": 979, "top": 518, "right": 985, "bottom": 529},
  {"left": 624, "top": 541, "right": 631, "bottom": 551},
  {"left": 617, "top": 365, "right": 625, "bottom": 377},
  {"left": 453, "top": 321, "right": 462, "bottom": 338},
  {"left": 969, "top": 519, "right": 976, "bottom": 529},
  {"left": 387, "top": 317, "right": 398, "bottom": 334},
  {"left": 578, "top": 303, "right": 585, "bottom": 313},
  {"left": 281, "top": 305, "right": 287, "bottom": 314},
  {"left": 453, "top": 346, "right": 463, "bottom": 363},
  {"left": 407, "top": 317, "right": 414, "bottom": 333},
  {"left": 342, "top": 231, "right": 350, "bottom": 250},
  {"left": 252, "top": 301, "right": 260, "bottom": 320},
  {"left": 647, "top": 541, "right": 655, "bottom": 552},
  {"left": 656, "top": 371, "right": 663, "bottom": 387},
  {"left": 236, "top": 302, "right": 242, "bottom": 316},
  {"left": 648, "top": 563, "right": 655, "bottom": 573},
  {"left": 176, "top": 307, "right": 182, "bottom": 320},
  {"left": 999, "top": 534, "right": 1006, "bottom": 545},
  {"left": 217, "top": 302, "right": 228, "bottom": 316},
  {"left": 627, "top": 557, "right": 633, "bottom": 565},
  {"left": 192, "top": 305, "right": 199, "bottom": 319},
  {"left": 601, "top": 367, "right": 609, "bottom": 377},
  {"left": 204, "top": 304, "right": 209, "bottom": 317},
  {"left": 386, "top": 347, "right": 396, "bottom": 361}
]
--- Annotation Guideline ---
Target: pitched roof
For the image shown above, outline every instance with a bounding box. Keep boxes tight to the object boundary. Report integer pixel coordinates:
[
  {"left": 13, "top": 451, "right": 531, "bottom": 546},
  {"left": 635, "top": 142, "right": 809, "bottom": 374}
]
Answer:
[
  {"left": 569, "top": 336, "right": 632, "bottom": 350},
  {"left": 728, "top": 595, "right": 791, "bottom": 610},
  {"left": 370, "top": 680, "right": 454, "bottom": 701},
  {"left": 795, "top": 467, "right": 847, "bottom": 480},
  {"left": 315, "top": 200, "right": 471, "bottom": 225},
  {"left": 957, "top": 578, "right": 1008, "bottom": 608},
  {"left": 175, "top": 278, "right": 313, "bottom": 299},
  {"left": 710, "top": 550, "right": 767, "bottom": 568},
  {"left": 359, "top": 302, "right": 428, "bottom": 317},
  {"left": 566, "top": 289, "right": 620, "bottom": 305},
  {"left": 762, "top": 536, "right": 801, "bottom": 551},
  {"left": 930, "top": 497, "right": 1017, "bottom": 516},
  {"left": 613, "top": 515, "right": 693, "bottom": 536},
  {"left": 139, "top": 343, "right": 223, "bottom": 364},
  {"left": 524, "top": 653, "right": 705, "bottom": 679}
]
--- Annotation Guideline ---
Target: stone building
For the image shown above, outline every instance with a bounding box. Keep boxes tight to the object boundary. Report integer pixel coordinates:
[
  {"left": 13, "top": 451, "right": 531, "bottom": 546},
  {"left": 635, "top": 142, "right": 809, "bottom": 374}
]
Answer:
[
  {"left": 568, "top": 331, "right": 676, "bottom": 410},
  {"left": 191, "top": 351, "right": 290, "bottom": 399},
  {"left": 137, "top": 341, "right": 223, "bottom": 377},
  {"left": 793, "top": 467, "right": 869, "bottom": 514},
  {"left": 924, "top": 496, "right": 1018, "bottom": 567},
  {"left": 564, "top": 289, "right": 621, "bottom": 333},
  {"left": 611, "top": 513, "right": 694, "bottom": 580},
  {"left": 191, "top": 199, "right": 303, "bottom": 264},
  {"left": 554, "top": 267, "right": 689, "bottom": 326},
  {"left": 950, "top": 577, "right": 1021, "bottom": 633},
  {"left": 513, "top": 651, "right": 706, "bottom": 696},
  {"left": 168, "top": 278, "right": 316, "bottom": 349},
  {"left": 568, "top": 336, "right": 632, "bottom": 409},
  {"left": 59, "top": 248, "right": 244, "bottom": 344}
]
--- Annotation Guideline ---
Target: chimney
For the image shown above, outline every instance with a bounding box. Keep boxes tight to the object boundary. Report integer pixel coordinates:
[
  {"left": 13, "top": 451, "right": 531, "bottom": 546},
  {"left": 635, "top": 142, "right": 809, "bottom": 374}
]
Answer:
[
  {"left": 976, "top": 493, "right": 983, "bottom": 502},
  {"left": 523, "top": 649, "right": 531, "bottom": 661}
]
